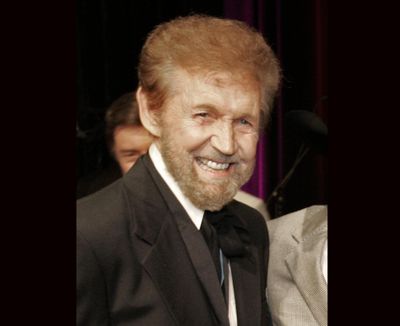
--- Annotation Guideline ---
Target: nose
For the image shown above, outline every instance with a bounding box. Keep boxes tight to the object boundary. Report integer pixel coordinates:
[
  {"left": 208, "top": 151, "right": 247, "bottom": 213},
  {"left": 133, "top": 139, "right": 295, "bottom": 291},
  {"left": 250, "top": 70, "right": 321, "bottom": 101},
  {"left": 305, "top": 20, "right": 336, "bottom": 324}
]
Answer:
[{"left": 210, "top": 120, "right": 237, "bottom": 155}]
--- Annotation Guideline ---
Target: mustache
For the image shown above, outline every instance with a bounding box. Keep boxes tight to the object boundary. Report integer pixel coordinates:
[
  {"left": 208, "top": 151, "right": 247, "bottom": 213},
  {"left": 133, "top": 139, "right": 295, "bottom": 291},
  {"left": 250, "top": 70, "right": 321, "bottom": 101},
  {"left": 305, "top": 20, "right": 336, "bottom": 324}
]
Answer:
[{"left": 194, "top": 149, "right": 240, "bottom": 164}]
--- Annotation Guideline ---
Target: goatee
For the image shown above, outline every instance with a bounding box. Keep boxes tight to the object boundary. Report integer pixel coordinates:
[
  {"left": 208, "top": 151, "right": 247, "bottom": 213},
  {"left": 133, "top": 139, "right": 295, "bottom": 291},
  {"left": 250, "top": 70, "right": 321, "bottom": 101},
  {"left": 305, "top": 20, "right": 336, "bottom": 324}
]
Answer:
[{"left": 159, "top": 131, "right": 255, "bottom": 211}]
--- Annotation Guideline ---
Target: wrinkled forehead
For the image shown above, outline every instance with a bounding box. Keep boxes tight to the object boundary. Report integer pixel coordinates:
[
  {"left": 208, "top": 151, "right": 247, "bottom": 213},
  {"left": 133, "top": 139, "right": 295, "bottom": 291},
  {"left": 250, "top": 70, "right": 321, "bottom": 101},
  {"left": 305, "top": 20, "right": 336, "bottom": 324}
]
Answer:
[
  {"left": 168, "top": 68, "right": 260, "bottom": 97},
  {"left": 160, "top": 68, "right": 261, "bottom": 123}
]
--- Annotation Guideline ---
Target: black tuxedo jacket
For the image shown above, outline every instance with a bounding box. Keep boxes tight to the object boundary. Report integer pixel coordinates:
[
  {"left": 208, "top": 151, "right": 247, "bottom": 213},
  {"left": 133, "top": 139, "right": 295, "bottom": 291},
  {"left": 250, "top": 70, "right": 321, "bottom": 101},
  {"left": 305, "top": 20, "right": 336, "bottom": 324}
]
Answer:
[{"left": 77, "top": 154, "right": 272, "bottom": 325}]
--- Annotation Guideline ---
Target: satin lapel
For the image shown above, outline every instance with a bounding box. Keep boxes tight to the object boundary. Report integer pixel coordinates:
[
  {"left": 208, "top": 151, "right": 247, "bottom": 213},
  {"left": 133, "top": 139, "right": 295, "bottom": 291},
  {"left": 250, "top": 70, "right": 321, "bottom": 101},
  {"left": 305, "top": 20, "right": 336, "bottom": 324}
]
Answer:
[
  {"left": 285, "top": 224, "right": 327, "bottom": 326},
  {"left": 230, "top": 247, "right": 260, "bottom": 326},
  {"left": 140, "top": 155, "right": 229, "bottom": 326},
  {"left": 141, "top": 213, "right": 189, "bottom": 326},
  {"left": 174, "top": 212, "right": 230, "bottom": 326}
]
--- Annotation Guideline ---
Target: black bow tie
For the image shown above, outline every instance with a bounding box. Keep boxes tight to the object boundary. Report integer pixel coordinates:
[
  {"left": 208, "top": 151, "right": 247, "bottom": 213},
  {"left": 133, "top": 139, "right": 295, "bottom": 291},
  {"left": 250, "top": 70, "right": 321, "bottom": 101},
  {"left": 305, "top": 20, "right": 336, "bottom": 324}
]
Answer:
[{"left": 203, "top": 207, "right": 250, "bottom": 258}]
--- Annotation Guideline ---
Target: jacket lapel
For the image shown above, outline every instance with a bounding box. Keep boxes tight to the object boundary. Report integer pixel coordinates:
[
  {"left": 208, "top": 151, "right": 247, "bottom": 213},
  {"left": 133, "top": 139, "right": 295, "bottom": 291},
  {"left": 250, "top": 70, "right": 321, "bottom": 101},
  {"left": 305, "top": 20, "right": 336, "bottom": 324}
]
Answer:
[
  {"left": 174, "top": 210, "right": 230, "bottom": 326},
  {"left": 127, "top": 155, "right": 229, "bottom": 326},
  {"left": 285, "top": 207, "right": 327, "bottom": 326}
]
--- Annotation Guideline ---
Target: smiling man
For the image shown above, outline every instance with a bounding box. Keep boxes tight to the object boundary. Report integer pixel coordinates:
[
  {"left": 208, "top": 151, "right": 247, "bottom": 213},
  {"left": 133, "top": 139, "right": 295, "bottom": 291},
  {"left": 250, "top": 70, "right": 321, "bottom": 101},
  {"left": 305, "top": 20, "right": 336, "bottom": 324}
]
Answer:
[
  {"left": 140, "top": 69, "right": 261, "bottom": 212},
  {"left": 77, "top": 15, "right": 280, "bottom": 326}
]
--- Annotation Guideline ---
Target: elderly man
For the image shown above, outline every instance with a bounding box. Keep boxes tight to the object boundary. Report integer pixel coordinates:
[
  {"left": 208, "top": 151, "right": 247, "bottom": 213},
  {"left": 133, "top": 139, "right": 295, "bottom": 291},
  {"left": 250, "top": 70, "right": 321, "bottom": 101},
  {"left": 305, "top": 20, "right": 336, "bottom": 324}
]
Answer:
[{"left": 77, "top": 15, "right": 280, "bottom": 326}]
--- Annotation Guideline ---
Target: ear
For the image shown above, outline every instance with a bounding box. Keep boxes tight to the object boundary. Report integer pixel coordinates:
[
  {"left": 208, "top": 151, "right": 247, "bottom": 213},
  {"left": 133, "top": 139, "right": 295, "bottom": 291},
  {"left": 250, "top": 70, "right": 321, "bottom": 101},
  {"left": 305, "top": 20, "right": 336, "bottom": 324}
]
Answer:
[{"left": 136, "top": 86, "right": 161, "bottom": 137}]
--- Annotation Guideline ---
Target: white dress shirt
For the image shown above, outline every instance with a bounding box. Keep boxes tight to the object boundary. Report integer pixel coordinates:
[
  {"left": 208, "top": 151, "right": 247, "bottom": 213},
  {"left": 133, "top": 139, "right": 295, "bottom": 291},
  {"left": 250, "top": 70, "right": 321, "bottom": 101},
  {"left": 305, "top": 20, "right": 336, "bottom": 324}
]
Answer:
[{"left": 149, "top": 143, "right": 238, "bottom": 325}]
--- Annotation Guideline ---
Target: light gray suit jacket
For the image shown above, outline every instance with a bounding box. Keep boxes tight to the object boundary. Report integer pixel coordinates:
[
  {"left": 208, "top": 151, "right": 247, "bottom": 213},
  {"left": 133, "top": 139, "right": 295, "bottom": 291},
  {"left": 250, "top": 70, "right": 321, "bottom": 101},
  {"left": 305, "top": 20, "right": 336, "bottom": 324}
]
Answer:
[{"left": 266, "top": 205, "right": 327, "bottom": 326}]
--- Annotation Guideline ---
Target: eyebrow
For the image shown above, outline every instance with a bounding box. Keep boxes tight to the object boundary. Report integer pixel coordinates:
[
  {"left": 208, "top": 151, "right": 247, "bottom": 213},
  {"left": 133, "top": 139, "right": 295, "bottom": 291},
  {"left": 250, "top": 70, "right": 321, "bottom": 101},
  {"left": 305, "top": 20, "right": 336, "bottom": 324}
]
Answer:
[
  {"left": 193, "top": 103, "right": 257, "bottom": 122},
  {"left": 193, "top": 103, "right": 218, "bottom": 112}
]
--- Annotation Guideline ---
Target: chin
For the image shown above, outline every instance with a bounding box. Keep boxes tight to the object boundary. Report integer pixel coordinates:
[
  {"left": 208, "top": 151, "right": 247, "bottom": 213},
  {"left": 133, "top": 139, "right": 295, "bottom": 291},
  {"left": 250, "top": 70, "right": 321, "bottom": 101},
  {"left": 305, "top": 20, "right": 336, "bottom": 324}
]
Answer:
[{"left": 187, "top": 179, "right": 240, "bottom": 211}]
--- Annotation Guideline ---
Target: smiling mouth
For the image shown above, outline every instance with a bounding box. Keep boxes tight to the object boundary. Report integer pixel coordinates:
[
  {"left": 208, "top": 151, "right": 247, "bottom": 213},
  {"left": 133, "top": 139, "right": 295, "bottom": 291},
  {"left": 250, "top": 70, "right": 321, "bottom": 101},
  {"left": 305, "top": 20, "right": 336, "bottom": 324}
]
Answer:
[{"left": 195, "top": 157, "right": 234, "bottom": 173}]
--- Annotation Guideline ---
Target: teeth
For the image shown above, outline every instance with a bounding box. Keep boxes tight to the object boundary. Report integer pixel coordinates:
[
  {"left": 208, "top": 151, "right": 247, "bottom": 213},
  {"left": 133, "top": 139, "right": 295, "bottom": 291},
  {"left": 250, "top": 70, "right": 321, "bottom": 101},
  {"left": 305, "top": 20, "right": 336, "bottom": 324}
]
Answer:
[
  {"left": 198, "top": 158, "right": 230, "bottom": 171},
  {"left": 207, "top": 160, "right": 229, "bottom": 170}
]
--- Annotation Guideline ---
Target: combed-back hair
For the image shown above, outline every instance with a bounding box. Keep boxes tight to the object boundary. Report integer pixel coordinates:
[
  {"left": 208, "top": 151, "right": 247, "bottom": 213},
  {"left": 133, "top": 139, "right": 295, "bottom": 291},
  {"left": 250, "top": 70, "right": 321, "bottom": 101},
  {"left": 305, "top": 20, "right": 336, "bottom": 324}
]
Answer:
[{"left": 138, "top": 14, "right": 281, "bottom": 125}]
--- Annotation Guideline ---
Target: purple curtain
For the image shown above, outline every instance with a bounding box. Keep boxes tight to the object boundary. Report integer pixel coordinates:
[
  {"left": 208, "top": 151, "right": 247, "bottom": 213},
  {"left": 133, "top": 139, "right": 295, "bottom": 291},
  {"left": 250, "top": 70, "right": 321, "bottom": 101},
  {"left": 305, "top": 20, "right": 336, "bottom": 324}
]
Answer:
[
  {"left": 223, "top": 0, "right": 328, "bottom": 211},
  {"left": 223, "top": 0, "right": 284, "bottom": 201},
  {"left": 313, "top": 0, "right": 328, "bottom": 204}
]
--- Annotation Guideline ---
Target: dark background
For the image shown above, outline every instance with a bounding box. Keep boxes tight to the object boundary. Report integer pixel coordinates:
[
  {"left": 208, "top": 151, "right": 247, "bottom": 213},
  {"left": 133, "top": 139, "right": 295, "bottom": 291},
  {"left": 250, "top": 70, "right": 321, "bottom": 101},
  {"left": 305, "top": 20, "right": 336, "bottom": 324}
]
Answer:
[
  {"left": 4, "top": 1, "right": 395, "bottom": 324},
  {"left": 76, "top": 0, "right": 328, "bottom": 218}
]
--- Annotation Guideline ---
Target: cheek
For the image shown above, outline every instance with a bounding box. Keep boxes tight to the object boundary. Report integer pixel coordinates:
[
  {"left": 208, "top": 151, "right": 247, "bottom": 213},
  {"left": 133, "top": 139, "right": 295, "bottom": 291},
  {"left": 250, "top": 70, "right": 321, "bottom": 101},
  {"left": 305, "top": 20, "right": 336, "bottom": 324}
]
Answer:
[
  {"left": 174, "top": 123, "right": 211, "bottom": 149},
  {"left": 122, "top": 161, "right": 135, "bottom": 174},
  {"left": 116, "top": 155, "right": 134, "bottom": 174},
  {"left": 237, "top": 134, "right": 259, "bottom": 160}
]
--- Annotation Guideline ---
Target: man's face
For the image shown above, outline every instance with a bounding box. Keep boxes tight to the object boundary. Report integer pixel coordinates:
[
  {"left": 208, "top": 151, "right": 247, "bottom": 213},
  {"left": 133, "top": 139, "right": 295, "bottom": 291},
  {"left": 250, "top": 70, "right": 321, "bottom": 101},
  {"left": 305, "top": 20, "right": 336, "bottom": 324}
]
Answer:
[
  {"left": 113, "top": 125, "right": 154, "bottom": 174},
  {"left": 156, "top": 69, "right": 261, "bottom": 211}
]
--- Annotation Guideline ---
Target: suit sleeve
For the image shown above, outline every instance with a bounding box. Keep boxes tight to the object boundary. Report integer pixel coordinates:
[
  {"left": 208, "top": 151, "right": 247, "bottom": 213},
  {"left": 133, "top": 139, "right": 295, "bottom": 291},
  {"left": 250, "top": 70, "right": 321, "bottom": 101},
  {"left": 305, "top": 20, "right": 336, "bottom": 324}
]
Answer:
[{"left": 77, "top": 232, "right": 110, "bottom": 326}]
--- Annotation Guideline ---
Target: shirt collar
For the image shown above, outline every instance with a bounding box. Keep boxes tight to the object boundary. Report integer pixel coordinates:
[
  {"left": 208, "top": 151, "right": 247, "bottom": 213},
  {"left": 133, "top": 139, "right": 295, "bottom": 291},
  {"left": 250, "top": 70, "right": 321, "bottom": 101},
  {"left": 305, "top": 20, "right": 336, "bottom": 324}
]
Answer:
[{"left": 149, "top": 143, "right": 204, "bottom": 229}]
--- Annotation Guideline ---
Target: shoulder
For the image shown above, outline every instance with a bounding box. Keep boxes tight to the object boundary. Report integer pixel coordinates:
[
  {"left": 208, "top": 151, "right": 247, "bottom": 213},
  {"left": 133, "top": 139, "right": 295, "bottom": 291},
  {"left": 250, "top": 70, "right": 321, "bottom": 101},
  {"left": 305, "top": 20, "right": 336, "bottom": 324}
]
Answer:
[
  {"left": 267, "top": 205, "right": 327, "bottom": 242},
  {"left": 77, "top": 178, "right": 132, "bottom": 245},
  {"left": 77, "top": 178, "right": 125, "bottom": 218},
  {"left": 77, "top": 158, "right": 151, "bottom": 235}
]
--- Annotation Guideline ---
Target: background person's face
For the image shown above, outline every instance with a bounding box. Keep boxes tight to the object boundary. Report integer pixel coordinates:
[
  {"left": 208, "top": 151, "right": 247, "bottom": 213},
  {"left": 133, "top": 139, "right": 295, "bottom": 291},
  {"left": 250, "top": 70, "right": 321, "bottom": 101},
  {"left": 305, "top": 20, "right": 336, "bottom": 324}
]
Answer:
[
  {"left": 156, "top": 69, "right": 261, "bottom": 211},
  {"left": 114, "top": 125, "right": 154, "bottom": 174}
]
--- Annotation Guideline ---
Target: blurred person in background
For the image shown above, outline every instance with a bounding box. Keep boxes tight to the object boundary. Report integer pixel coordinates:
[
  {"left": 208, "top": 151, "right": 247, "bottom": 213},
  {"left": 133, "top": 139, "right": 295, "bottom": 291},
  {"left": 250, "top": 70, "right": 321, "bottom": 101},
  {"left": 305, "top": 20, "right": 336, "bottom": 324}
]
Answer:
[{"left": 76, "top": 92, "right": 154, "bottom": 198}]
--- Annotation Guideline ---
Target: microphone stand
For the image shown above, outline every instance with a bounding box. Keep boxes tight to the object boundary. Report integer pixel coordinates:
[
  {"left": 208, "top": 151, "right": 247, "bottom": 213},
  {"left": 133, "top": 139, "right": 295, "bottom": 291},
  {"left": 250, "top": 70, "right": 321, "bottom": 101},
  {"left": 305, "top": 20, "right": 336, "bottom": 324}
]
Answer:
[{"left": 267, "top": 143, "right": 310, "bottom": 218}]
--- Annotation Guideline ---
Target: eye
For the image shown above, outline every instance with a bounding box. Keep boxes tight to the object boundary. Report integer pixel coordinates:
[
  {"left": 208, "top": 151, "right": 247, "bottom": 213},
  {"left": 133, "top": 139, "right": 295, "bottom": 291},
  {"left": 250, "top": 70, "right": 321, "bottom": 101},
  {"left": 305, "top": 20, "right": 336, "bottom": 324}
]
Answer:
[
  {"left": 235, "top": 117, "right": 257, "bottom": 133},
  {"left": 193, "top": 112, "right": 213, "bottom": 124},
  {"left": 195, "top": 112, "right": 209, "bottom": 118},
  {"left": 121, "top": 151, "right": 140, "bottom": 159},
  {"left": 239, "top": 118, "right": 251, "bottom": 126}
]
